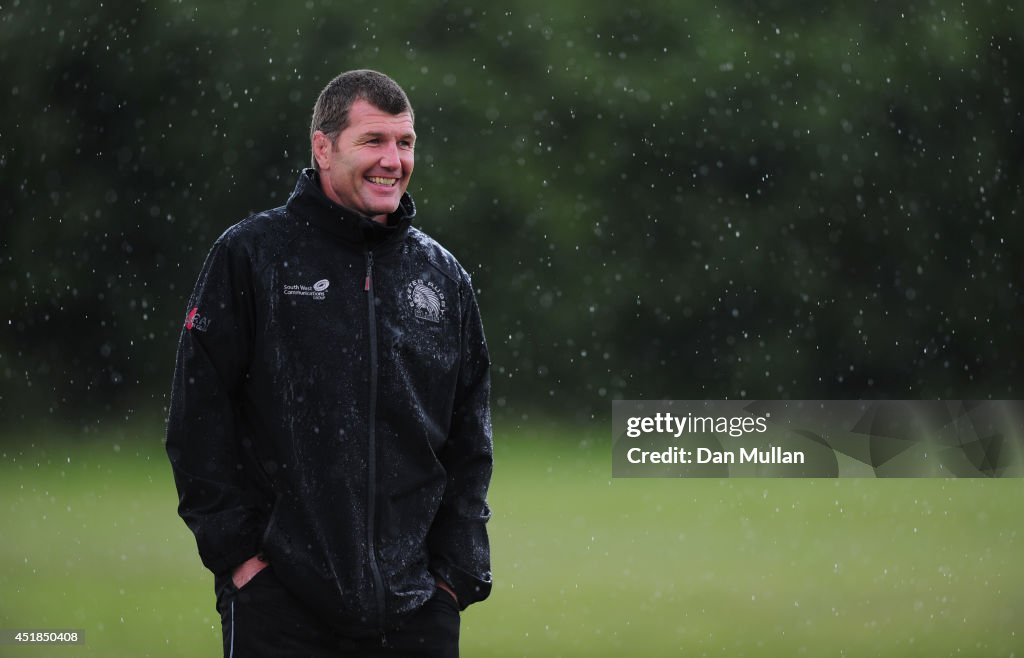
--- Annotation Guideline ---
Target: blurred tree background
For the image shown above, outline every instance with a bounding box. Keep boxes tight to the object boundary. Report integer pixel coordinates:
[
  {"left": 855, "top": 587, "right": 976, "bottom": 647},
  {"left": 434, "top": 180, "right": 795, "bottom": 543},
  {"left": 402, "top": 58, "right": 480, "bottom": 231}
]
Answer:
[{"left": 2, "top": 0, "right": 1022, "bottom": 434}]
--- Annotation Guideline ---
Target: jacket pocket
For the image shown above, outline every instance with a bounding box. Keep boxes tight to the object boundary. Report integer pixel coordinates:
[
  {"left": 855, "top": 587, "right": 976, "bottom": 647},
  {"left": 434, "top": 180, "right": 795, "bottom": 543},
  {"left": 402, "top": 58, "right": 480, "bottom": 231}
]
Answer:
[{"left": 236, "top": 563, "right": 274, "bottom": 592}]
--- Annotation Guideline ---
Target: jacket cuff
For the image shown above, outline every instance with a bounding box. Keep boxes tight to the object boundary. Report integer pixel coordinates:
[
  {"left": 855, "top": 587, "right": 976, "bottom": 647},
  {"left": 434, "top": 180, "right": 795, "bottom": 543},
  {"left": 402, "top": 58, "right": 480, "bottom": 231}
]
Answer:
[
  {"left": 209, "top": 542, "right": 263, "bottom": 579},
  {"left": 194, "top": 511, "right": 266, "bottom": 577},
  {"left": 430, "top": 559, "right": 492, "bottom": 611}
]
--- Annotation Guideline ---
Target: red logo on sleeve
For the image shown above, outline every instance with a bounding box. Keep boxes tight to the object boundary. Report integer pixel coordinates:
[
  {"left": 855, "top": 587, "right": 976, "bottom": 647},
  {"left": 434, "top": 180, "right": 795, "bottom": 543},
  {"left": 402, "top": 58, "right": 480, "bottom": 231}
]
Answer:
[{"left": 184, "top": 307, "right": 210, "bottom": 331}]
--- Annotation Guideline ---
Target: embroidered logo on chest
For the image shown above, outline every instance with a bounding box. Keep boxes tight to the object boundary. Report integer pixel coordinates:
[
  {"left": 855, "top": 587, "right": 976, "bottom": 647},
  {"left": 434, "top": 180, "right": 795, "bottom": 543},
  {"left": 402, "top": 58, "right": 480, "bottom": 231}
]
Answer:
[
  {"left": 282, "top": 279, "right": 329, "bottom": 300},
  {"left": 406, "top": 279, "right": 446, "bottom": 323}
]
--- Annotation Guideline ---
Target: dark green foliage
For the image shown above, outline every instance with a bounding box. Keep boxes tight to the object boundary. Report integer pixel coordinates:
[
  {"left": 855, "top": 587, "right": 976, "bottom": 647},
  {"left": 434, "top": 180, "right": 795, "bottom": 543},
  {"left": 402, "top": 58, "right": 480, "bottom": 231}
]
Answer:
[{"left": 1, "top": 1, "right": 1021, "bottom": 429}]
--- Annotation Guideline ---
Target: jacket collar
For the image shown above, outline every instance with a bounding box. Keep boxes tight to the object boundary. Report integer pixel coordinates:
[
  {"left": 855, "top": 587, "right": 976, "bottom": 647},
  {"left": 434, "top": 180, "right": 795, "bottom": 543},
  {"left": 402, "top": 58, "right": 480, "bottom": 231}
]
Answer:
[{"left": 286, "top": 168, "right": 416, "bottom": 247}]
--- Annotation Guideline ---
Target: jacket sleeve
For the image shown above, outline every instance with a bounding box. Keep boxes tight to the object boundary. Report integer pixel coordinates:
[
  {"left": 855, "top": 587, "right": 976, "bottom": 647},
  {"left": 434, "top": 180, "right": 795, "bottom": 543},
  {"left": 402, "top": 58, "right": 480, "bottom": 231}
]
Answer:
[
  {"left": 427, "top": 270, "right": 494, "bottom": 609},
  {"left": 165, "top": 236, "right": 267, "bottom": 577}
]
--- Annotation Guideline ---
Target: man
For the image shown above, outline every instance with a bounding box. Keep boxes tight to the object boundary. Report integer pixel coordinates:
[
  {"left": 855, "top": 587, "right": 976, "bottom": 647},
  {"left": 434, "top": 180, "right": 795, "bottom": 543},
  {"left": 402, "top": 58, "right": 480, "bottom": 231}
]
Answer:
[{"left": 165, "top": 69, "right": 493, "bottom": 657}]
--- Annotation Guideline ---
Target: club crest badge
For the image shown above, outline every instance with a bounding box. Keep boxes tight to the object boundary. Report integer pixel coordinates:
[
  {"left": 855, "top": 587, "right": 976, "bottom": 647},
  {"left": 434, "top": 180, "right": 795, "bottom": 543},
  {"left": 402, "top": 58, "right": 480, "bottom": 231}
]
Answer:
[{"left": 406, "top": 279, "right": 446, "bottom": 323}]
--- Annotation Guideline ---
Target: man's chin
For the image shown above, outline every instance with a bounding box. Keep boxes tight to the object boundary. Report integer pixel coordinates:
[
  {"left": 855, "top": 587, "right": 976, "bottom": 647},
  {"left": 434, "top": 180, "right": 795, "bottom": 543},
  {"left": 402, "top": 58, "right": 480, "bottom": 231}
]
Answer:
[
  {"left": 342, "top": 196, "right": 400, "bottom": 220},
  {"left": 366, "top": 199, "right": 402, "bottom": 217},
  {"left": 359, "top": 203, "right": 401, "bottom": 223}
]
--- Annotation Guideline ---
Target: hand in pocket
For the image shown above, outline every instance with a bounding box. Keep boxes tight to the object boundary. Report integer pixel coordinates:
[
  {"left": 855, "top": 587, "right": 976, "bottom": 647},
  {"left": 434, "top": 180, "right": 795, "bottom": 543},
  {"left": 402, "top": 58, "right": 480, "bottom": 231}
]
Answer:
[{"left": 232, "top": 555, "right": 270, "bottom": 590}]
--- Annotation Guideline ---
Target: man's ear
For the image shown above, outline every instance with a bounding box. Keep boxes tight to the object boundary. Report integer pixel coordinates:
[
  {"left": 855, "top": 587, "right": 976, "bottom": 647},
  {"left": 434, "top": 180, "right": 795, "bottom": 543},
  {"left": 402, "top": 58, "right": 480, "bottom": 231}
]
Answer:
[{"left": 312, "top": 130, "right": 334, "bottom": 170}]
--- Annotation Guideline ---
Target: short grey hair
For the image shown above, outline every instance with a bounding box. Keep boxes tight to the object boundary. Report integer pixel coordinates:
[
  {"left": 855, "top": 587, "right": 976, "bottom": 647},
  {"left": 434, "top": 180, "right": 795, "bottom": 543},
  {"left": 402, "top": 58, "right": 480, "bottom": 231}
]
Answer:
[{"left": 309, "top": 69, "right": 414, "bottom": 169}]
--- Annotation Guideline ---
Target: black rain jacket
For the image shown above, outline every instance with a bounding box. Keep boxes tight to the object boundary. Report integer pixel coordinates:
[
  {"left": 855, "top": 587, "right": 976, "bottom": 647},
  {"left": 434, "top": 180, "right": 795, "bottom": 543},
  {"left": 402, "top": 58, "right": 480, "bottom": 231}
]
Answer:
[{"left": 165, "top": 169, "right": 493, "bottom": 634}]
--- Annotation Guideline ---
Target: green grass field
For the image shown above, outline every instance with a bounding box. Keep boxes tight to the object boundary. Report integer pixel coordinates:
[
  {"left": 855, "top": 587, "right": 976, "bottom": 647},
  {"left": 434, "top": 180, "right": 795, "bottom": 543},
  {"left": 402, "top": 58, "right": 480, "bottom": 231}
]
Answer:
[{"left": 1, "top": 421, "right": 1022, "bottom": 656}]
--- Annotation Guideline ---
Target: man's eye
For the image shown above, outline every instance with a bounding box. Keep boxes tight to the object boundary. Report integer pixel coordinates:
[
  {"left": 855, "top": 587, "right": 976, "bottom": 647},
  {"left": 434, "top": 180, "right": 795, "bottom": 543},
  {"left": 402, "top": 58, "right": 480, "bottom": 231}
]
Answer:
[{"left": 399, "top": 141, "right": 414, "bottom": 149}]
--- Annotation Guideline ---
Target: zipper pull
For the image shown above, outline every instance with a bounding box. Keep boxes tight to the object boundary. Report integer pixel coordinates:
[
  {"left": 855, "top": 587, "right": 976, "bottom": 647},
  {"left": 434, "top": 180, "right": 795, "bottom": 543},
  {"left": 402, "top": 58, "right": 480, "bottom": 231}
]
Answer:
[{"left": 364, "top": 252, "right": 374, "bottom": 291}]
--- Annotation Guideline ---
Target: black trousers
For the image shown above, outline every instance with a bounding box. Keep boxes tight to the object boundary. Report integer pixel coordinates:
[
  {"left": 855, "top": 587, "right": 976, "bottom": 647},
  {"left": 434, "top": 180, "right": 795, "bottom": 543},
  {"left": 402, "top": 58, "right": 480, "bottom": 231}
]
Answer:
[{"left": 215, "top": 566, "right": 460, "bottom": 657}]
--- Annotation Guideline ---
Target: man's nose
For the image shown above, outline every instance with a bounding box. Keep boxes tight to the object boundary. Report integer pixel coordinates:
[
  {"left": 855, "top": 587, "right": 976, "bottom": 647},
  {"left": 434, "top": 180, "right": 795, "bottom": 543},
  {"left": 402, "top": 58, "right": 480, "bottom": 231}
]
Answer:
[{"left": 379, "top": 142, "right": 400, "bottom": 169}]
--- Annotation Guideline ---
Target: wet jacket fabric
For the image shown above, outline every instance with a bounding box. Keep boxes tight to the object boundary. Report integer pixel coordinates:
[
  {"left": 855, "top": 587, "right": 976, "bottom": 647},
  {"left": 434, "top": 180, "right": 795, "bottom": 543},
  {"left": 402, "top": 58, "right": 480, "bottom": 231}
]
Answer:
[{"left": 165, "top": 168, "right": 493, "bottom": 634}]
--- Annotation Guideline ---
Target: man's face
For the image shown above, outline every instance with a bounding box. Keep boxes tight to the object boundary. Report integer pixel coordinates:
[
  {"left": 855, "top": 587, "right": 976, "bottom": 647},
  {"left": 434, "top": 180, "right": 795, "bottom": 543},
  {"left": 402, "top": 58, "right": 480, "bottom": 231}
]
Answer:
[{"left": 315, "top": 98, "right": 416, "bottom": 223}]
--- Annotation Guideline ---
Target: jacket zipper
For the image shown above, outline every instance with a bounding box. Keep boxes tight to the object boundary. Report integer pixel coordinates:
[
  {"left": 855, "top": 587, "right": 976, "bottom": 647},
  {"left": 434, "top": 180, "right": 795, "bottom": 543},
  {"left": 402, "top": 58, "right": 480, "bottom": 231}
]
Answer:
[{"left": 364, "top": 250, "right": 387, "bottom": 644}]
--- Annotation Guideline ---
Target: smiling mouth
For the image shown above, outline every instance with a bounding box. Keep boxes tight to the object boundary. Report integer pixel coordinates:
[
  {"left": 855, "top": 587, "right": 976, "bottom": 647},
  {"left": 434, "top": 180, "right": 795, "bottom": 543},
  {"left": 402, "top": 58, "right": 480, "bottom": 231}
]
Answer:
[{"left": 367, "top": 176, "right": 398, "bottom": 186}]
